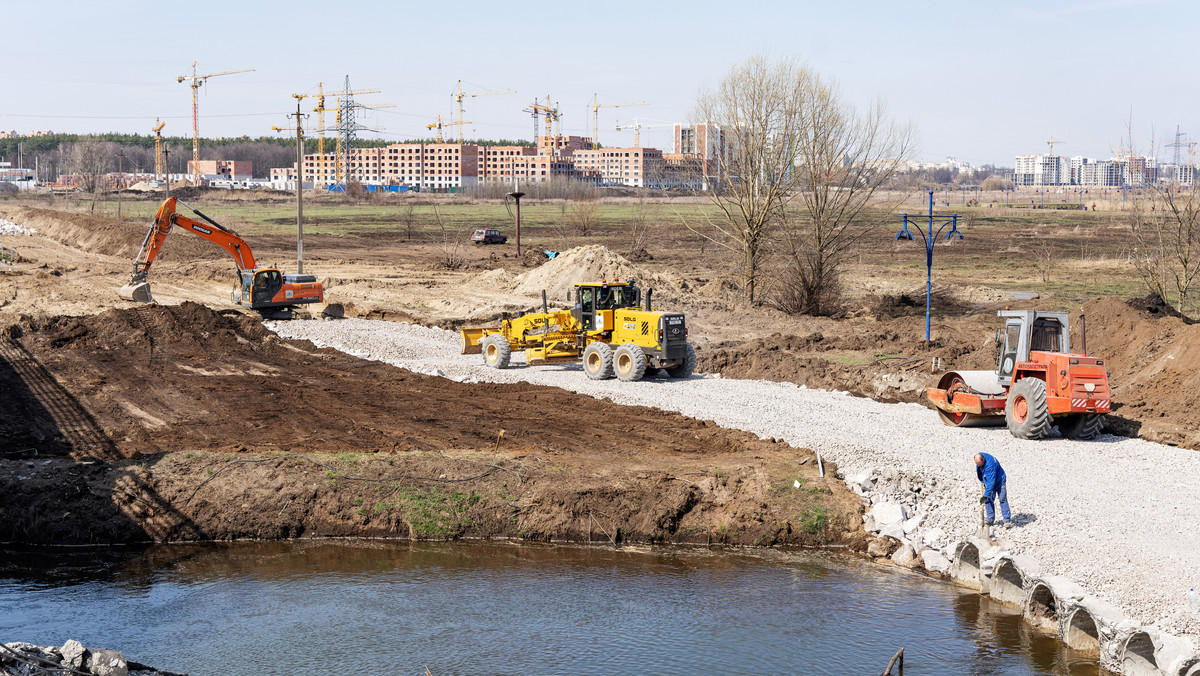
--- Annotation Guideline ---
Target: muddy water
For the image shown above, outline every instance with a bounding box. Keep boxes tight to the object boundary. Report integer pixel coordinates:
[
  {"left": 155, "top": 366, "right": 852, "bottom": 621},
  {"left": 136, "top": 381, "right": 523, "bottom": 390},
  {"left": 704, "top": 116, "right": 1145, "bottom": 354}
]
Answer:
[{"left": 0, "top": 541, "right": 1101, "bottom": 675}]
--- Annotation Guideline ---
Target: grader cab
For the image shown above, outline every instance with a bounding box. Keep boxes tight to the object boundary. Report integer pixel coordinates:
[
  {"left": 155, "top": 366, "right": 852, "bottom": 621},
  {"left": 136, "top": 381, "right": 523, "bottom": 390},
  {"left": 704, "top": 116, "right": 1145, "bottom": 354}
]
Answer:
[
  {"left": 460, "top": 280, "right": 696, "bottom": 381},
  {"left": 927, "top": 310, "right": 1111, "bottom": 440}
]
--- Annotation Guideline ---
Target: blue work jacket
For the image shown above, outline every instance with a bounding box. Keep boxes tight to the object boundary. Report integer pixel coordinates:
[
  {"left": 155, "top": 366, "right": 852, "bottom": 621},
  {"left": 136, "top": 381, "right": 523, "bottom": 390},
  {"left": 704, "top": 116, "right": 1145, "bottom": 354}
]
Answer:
[{"left": 976, "top": 453, "right": 1007, "bottom": 500}]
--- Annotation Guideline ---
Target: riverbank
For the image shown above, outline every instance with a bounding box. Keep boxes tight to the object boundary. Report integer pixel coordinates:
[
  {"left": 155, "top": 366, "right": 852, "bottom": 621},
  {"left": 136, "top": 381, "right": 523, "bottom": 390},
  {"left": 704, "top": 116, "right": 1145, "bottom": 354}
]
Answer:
[{"left": 270, "top": 316, "right": 1200, "bottom": 656}]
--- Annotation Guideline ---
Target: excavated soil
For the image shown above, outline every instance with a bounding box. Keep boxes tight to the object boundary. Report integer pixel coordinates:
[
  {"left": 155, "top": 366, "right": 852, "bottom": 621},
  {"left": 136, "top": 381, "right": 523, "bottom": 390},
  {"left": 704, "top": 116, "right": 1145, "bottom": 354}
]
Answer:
[
  {"left": 698, "top": 296, "right": 1200, "bottom": 449},
  {"left": 0, "top": 303, "right": 861, "bottom": 547}
]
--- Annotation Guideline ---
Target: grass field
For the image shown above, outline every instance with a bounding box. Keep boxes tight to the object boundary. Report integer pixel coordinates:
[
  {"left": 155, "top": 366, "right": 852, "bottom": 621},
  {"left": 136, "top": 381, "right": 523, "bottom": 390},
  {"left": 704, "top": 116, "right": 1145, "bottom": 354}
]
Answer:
[{"left": 26, "top": 188, "right": 1150, "bottom": 309}]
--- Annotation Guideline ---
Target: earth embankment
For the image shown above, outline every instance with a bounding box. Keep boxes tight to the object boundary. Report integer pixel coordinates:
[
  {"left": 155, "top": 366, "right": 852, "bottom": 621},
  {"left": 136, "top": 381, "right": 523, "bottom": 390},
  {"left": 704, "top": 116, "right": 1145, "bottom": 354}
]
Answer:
[{"left": 0, "top": 303, "right": 860, "bottom": 548}]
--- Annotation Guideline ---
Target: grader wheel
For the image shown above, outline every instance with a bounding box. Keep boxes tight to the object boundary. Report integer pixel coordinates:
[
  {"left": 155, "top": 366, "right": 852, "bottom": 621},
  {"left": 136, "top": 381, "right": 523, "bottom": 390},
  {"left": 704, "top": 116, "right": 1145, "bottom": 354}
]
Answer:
[
  {"left": 614, "top": 344, "right": 647, "bottom": 382},
  {"left": 664, "top": 343, "right": 697, "bottom": 379},
  {"left": 481, "top": 334, "right": 512, "bottom": 369},
  {"left": 582, "top": 342, "right": 614, "bottom": 380}
]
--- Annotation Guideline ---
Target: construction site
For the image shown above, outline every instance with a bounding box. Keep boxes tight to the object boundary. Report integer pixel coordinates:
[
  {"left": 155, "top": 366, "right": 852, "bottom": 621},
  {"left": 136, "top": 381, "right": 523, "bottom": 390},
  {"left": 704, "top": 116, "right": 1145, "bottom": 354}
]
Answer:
[
  {"left": 1, "top": 181, "right": 1199, "bottom": 674},
  {"left": 2, "top": 16, "right": 1200, "bottom": 667}
]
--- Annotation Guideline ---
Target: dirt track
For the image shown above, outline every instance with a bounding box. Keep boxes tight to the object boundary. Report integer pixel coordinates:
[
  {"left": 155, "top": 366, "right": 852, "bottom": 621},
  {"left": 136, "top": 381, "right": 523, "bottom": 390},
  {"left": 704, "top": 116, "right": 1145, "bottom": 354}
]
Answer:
[{"left": 0, "top": 303, "right": 859, "bottom": 547}]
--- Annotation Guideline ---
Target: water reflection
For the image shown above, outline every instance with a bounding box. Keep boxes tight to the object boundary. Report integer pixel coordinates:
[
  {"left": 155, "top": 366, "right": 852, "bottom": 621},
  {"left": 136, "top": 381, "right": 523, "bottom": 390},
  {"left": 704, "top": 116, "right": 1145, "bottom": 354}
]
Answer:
[{"left": 1, "top": 541, "right": 1102, "bottom": 675}]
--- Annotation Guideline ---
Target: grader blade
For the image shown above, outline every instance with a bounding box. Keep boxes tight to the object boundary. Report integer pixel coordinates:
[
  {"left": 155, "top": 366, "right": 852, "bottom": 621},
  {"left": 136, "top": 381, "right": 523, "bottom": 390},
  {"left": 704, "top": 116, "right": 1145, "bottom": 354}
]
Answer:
[{"left": 460, "top": 327, "right": 489, "bottom": 354}]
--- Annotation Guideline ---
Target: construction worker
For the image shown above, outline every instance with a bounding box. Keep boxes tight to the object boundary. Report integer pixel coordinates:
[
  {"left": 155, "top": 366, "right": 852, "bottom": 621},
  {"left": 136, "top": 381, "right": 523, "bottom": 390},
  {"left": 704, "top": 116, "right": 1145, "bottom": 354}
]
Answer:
[{"left": 974, "top": 452, "right": 1012, "bottom": 528}]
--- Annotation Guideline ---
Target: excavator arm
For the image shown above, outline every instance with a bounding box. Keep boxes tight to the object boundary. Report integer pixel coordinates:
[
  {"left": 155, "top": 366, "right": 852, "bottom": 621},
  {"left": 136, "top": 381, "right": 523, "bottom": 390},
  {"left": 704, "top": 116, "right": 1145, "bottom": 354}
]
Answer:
[{"left": 119, "top": 196, "right": 257, "bottom": 302}]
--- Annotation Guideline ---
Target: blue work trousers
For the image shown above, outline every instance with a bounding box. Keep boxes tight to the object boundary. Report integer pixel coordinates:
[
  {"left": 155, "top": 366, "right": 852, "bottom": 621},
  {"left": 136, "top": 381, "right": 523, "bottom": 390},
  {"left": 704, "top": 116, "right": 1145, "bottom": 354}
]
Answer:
[{"left": 984, "top": 481, "right": 1011, "bottom": 524}]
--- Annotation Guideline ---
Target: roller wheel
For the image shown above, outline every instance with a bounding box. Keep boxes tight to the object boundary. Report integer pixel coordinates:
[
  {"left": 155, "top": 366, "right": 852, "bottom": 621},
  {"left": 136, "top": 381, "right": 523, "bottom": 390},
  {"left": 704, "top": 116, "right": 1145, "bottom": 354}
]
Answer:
[
  {"left": 582, "top": 342, "right": 614, "bottom": 380},
  {"left": 1057, "top": 413, "right": 1105, "bottom": 440},
  {"left": 481, "top": 334, "right": 511, "bottom": 369},
  {"left": 936, "top": 373, "right": 977, "bottom": 427},
  {"left": 664, "top": 343, "right": 697, "bottom": 379},
  {"left": 1006, "top": 377, "right": 1052, "bottom": 440},
  {"left": 614, "top": 343, "right": 648, "bottom": 382}
]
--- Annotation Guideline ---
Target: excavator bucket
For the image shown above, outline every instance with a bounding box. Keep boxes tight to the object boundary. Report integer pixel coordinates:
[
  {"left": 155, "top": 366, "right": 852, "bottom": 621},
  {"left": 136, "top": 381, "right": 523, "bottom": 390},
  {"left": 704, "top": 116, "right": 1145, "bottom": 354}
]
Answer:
[
  {"left": 118, "top": 281, "right": 154, "bottom": 303},
  {"left": 460, "top": 327, "right": 489, "bottom": 354}
]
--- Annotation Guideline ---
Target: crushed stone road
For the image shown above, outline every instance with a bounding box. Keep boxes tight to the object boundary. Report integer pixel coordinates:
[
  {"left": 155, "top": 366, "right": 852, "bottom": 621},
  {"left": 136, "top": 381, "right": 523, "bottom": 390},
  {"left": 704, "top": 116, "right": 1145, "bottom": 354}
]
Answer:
[{"left": 270, "top": 318, "right": 1200, "bottom": 643}]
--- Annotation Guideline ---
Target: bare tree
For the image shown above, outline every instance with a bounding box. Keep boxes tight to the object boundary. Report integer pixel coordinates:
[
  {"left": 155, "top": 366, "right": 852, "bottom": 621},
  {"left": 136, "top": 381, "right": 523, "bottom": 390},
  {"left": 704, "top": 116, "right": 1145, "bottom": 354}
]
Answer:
[
  {"left": 432, "top": 204, "right": 465, "bottom": 269},
  {"left": 1129, "top": 184, "right": 1200, "bottom": 318},
  {"left": 400, "top": 203, "right": 417, "bottom": 240},
  {"left": 683, "top": 55, "right": 913, "bottom": 306},
  {"left": 69, "top": 138, "right": 112, "bottom": 213},
  {"left": 624, "top": 198, "right": 655, "bottom": 259},
  {"left": 775, "top": 74, "right": 914, "bottom": 315},
  {"left": 567, "top": 199, "right": 600, "bottom": 237}
]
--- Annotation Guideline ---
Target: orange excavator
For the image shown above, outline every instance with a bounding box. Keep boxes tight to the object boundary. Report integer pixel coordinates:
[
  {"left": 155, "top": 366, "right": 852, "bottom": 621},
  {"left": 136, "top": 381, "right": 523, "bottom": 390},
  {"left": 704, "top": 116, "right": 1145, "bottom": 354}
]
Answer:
[{"left": 117, "top": 197, "right": 323, "bottom": 317}]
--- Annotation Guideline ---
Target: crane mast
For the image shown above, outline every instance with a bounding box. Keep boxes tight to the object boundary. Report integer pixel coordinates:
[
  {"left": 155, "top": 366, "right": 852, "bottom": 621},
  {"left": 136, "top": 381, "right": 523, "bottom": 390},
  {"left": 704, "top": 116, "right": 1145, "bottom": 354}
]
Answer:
[{"left": 176, "top": 62, "right": 254, "bottom": 186}]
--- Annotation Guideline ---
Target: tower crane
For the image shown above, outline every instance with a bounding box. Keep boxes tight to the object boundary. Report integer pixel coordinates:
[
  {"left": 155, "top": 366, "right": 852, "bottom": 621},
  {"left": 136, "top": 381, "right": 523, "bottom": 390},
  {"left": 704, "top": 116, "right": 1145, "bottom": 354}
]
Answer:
[
  {"left": 177, "top": 62, "right": 254, "bottom": 185},
  {"left": 522, "top": 96, "right": 562, "bottom": 155},
  {"left": 1046, "top": 137, "right": 1065, "bottom": 155},
  {"left": 614, "top": 117, "right": 672, "bottom": 148},
  {"left": 589, "top": 94, "right": 649, "bottom": 149},
  {"left": 426, "top": 115, "right": 472, "bottom": 143},
  {"left": 151, "top": 118, "right": 166, "bottom": 180},
  {"left": 452, "top": 80, "right": 515, "bottom": 144},
  {"left": 312, "top": 82, "right": 381, "bottom": 158}
]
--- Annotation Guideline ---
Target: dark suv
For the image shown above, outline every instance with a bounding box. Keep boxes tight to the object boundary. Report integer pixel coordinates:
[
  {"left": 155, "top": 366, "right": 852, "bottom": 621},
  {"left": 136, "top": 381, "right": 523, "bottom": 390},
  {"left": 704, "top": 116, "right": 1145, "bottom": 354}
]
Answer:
[{"left": 471, "top": 228, "right": 507, "bottom": 245}]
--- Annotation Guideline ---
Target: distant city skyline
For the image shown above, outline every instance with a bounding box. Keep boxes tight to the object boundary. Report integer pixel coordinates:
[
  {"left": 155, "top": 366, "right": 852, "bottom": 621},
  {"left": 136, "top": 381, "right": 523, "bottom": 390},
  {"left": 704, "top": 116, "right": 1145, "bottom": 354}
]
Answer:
[{"left": 1, "top": 0, "right": 1193, "bottom": 165}]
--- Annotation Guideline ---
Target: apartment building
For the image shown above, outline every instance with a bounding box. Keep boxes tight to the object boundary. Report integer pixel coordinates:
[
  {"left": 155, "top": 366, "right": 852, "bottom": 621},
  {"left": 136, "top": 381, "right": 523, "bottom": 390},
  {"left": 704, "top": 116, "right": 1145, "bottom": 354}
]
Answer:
[
  {"left": 1013, "top": 154, "right": 1066, "bottom": 186},
  {"left": 573, "top": 147, "right": 663, "bottom": 188},
  {"left": 187, "top": 160, "right": 252, "bottom": 181},
  {"left": 1079, "top": 161, "right": 1124, "bottom": 186},
  {"left": 673, "top": 122, "right": 724, "bottom": 188},
  {"left": 536, "top": 135, "right": 592, "bottom": 157},
  {"left": 302, "top": 143, "right": 480, "bottom": 191}
]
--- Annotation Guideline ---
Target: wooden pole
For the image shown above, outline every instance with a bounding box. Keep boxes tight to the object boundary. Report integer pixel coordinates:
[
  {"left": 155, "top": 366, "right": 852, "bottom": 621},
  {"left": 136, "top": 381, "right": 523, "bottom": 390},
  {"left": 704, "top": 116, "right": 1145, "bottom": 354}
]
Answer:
[{"left": 881, "top": 647, "right": 904, "bottom": 676}]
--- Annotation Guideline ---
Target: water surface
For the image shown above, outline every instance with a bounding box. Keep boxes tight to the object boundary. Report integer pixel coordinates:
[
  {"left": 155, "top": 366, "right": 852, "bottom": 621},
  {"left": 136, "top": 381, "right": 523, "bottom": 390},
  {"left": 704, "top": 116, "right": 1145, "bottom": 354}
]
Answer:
[{"left": 0, "top": 541, "right": 1101, "bottom": 674}]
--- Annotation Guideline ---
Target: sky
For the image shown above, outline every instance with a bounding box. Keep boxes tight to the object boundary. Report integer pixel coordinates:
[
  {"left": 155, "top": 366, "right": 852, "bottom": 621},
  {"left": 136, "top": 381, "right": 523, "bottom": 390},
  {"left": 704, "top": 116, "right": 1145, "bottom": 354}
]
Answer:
[{"left": 1, "top": 0, "right": 1194, "bottom": 166}]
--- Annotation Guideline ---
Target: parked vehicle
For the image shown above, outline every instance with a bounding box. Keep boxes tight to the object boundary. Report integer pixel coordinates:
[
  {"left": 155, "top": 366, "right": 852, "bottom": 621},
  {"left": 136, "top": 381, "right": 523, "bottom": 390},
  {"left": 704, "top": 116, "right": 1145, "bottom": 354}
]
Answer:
[{"left": 471, "top": 228, "right": 508, "bottom": 244}]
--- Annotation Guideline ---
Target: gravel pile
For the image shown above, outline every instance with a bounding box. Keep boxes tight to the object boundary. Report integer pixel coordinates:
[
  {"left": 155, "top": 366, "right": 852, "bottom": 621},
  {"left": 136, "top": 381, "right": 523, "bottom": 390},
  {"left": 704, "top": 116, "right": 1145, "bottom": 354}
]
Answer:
[
  {"left": 0, "top": 218, "right": 36, "bottom": 236},
  {"left": 271, "top": 318, "right": 1200, "bottom": 645}
]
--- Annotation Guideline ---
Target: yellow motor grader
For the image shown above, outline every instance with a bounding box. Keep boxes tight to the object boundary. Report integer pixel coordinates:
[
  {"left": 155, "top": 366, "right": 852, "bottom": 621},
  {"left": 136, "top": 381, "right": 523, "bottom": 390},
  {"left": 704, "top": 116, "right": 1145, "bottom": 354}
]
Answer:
[{"left": 460, "top": 279, "right": 695, "bottom": 381}]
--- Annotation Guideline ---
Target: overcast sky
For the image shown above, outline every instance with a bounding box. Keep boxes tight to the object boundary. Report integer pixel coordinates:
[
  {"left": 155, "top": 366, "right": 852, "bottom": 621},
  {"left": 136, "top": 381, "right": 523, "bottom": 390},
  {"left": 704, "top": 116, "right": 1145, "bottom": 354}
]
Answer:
[{"left": 1, "top": 0, "right": 1192, "bottom": 165}]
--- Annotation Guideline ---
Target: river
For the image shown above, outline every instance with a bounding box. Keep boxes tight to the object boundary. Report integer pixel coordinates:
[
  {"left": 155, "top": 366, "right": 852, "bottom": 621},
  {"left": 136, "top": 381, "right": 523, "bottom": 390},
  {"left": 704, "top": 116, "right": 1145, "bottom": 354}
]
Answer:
[{"left": 0, "top": 541, "right": 1102, "bottom": 675}]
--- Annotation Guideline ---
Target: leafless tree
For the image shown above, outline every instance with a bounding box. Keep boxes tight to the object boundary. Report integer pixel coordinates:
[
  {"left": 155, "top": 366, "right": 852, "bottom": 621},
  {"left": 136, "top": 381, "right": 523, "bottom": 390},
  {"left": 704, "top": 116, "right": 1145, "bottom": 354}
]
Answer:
[
  {"left": 624, "top": 199, "right": 655, "bottom": 258},
  {"left": 775, "top": 73, "right": 914, "bottom": 315},
  {"left": 400, "top": 203, "right": 417, "bottom": 240},
  {"left": 69, "top": 138, "right": 112, "bottom": 213},
  {"left": 432, "top": 204, "right": 465, "bottom": 269},
  {"left": 682, "top": 55, "right": 913, "bottom": 306},
  {"left": 1129, "top": 184, "right": 1200, "bottom": 318},
  {"left": 981, "top": 176, "right": 1014, "bottom": 191},
  {"left": 567, "top": 199, "right": 600, "bottom": 237}
]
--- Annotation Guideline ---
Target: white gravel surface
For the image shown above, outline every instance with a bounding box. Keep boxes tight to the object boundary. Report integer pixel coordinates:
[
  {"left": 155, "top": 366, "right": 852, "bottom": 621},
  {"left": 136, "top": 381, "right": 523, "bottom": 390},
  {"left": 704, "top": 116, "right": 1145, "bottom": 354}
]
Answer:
[
  {"left": 0, "top": 218, "right": 36, "bottom": 237},
  {"left": 270, "top": 318, "right": 1200, "bottom": 645}
]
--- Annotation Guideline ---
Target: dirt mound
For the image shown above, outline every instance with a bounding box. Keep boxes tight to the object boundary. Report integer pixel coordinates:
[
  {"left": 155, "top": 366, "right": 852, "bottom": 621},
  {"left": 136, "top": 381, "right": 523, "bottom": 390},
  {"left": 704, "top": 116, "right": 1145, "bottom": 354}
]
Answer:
[
  {"left": 0, "top": 302, "right": 811, "bottom": 461},
  {"left": 1071, "top": 296, "right": 1200, "bottom": 448},
  {"left": 0, "top": 302, "right": 861, "bottom": 548},
  {"left": 0, "top": 204, "right": 216, "bottom": 262},
  {"left": 509, "top": 245, "right": 677, "bottom": 302}
]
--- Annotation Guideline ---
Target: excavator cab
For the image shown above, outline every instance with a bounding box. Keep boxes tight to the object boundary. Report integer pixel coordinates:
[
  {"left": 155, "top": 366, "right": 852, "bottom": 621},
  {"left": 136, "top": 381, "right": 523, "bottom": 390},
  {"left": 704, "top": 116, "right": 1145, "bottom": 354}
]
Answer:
[{"left": 251, "top": 269, "right": 283, "bottom": 306}]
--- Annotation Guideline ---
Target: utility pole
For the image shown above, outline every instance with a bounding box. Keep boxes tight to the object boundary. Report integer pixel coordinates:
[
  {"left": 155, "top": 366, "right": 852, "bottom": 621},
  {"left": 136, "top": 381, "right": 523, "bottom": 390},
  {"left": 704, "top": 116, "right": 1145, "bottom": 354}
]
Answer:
[
  {"left": 116, "top": 150, "right": 125, "bottom": 221},
  {"left": 289, "top": 95, "right": 309, "bottom": 274},
  {"left": 163, "top": 147, "right": 171, "bottom": 197},
  {"left": 508, "top": 190, "right": 524, "bottom": 257}
]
